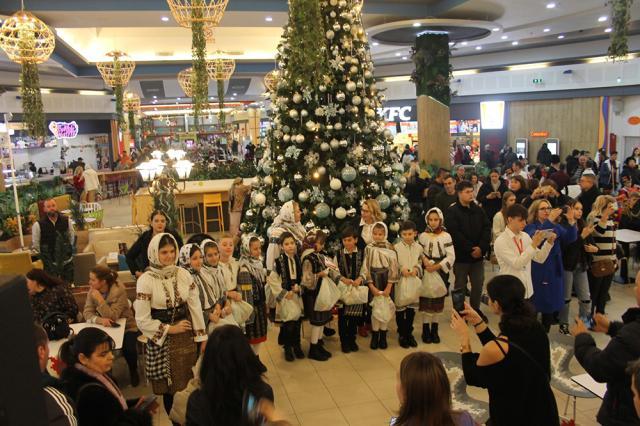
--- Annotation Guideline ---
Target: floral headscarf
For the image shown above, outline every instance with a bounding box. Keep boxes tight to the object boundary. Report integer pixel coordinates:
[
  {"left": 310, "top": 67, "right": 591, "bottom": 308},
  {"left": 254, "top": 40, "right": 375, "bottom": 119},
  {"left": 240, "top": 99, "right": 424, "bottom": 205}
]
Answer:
[
  {"left": 239, "top": 233, "right": 267, "bottom": 284},
  {"left": 424, "top": 207, "right": 445, "bottom": 234},
  {"left": 179, "top": 243, "right": 219, "bottom": 310},
  {"left": 178, "top": 244, "right": 199, "bottom": 271},
  {"left": 147, "top": 232, "right": 179, "bottom": 278}
]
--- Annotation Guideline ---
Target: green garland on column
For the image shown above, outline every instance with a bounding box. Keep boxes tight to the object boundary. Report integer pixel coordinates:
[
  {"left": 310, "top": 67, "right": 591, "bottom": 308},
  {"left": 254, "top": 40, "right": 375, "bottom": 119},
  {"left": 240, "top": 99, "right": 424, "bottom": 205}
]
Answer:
[
  {"left": 608, "top": 0, "right": 634, "bottom": 60},
  {"left": 411, "top": 33, "right": 452, "bottom": 106},
  {"left": 217, "top": 79, "right": 225, "bottom": 128},
  {"left": 191, "top": 0, "right": 208, "bottom": 132},
  {"left": 128, "top": 110, "right": 137, "bottom": 145},
  {"left": 115, "top": 83, "right": 125, "bottom": 130},
  {"left": 20, "top": 62, "right": 46, "bottom": 139}
]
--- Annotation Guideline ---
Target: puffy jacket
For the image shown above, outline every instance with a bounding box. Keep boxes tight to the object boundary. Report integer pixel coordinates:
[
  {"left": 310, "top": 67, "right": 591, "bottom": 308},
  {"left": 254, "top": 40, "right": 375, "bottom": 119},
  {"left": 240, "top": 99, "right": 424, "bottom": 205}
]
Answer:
[{"left": 574, "top": 307, "right": 640, "bottom": 426}]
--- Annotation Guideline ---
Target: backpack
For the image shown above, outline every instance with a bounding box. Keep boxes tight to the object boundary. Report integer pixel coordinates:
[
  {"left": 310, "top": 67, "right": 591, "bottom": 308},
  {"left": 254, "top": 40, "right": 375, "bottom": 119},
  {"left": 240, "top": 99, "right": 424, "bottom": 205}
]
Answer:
[{"left": 42, "top": 312, "right": 71, "bottom": 341}]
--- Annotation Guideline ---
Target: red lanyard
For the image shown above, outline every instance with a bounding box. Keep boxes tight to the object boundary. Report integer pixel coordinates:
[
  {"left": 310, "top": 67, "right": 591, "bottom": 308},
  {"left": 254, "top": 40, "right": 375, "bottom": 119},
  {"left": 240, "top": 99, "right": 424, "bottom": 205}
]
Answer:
[{"left": 513, "top": 237, "right": 524, "bottom": 255}]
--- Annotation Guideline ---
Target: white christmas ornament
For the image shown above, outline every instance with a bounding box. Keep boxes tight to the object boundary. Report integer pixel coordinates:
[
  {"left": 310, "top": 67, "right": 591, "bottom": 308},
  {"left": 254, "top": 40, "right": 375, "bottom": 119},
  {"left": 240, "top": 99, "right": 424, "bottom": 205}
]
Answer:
[
  {"left": 317, "top": 166, "right": 327, "bottom": 175},
  {"left": 293, "top": 93, "right": 303, "bottom": 104},
  {"left": 294, "top": 173, "right": 303, "bottom": 181},
  {"left": 283, "top": 134, "right": 291, "bottom": 142},
  {"left": 352, "top": 96, "right": 362, "bottom": 105},
  {"left": 364, "top": 70, "right": 373, "bottom": 79},
  {"left": 289, "top": 109, "right": 299, "bottom": 119},
  {"left": 330, "top": 0, "right": 337, "bottom": 5},
  {"left": 389, "top": 222, "right": 400, "bottom": 233},
  {"left": 295, "top": 134, "right": 305, "bottom": 143},
  {"left": 301, "top": 109, "right": 308, "bottom": 117},
  {"left": 339, "top": 0, "right": 347, "bottom": 7},
  {"left": 264, "top": 176, "right": 273, "bottom": 186},
  {"left": 278, "top": 187, "right": 293, "bottom": 202},
  {"left": 336, "top": 92, "right": 346, "bottom": 102},
  {"left": 341, "top": 165, "right": 357, "bottom": 182},
  {"left": 326, "top": 30, "right": 335, "bottom": 40},
  {"left": 254, "top": 193, "right": 266, "bottom": 206},
  {"left": 330, "top": 139, "right": 339, "bottom": 149},
  {"left": 346, "top": 81, "right": 357, "bottom": 92},
  {"left": 330, "top": 178, "right": 342, "bottom": 190},
  {"left": 320, "top": 142, "right": 330, "bottom": 151},
  {"left": 334, "top": 122, "right": 343, "bottom": 130},
  {"left": 339, "top": 139, "right": 348, "bottom": 147},
  {"left": 350, "top": 65, "right": 358, "bottom": 74},
  {"left": 298, "top": 191, "right": 309, "bottom": 202},
  {"left": 319, "top": 85, "right": 327, "bottom": 92},
  {"left": 335, "top": 207, "right": 347, "bottom": 219},
  {"left": 332, "top": 22, "right": 340, "bottom": 32}
]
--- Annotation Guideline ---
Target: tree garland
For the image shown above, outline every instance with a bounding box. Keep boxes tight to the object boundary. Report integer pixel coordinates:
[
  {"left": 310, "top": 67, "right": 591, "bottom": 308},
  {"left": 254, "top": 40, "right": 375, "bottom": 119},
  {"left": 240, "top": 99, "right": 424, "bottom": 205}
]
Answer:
[
  {"left": 20, "top": 61, "right": 46, "bottom": 138},
  {"left": 191, "top": 0, "right": 208, "bottom": 132},
  {"left": 128, "top": 110, "right": 136, "bottom": 145},
  {"left": 411, "top": 33, "right": 453, "bottom": 106},
  {"left": 217, "top": 79, "right": 225, "bottom": 127},
  {"left": 115, "top": 83, "right": 125, "bottom": 130},
  {"left": 608, "top": 0, "right": 633, "bottom": 60}
]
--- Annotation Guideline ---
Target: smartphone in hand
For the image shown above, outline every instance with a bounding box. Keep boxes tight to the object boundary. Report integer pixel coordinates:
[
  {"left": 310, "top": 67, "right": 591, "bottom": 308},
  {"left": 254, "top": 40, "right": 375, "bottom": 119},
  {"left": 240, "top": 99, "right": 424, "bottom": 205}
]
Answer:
[{"left": 451, "top": 289, "right": 466, "bottom": 315}]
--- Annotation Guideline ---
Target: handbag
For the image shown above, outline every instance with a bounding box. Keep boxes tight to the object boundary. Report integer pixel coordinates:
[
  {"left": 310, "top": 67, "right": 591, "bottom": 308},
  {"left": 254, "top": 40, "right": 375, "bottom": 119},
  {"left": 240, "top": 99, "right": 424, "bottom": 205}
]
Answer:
[
  {"left": 395, "top": 276, "right": 420, "bottom": 307},
  {"left": 590, "top": 226, "right": 617, "bottom": 278},
  {"left": 42, "top": 312, "right": 72, "bottom": 341},
  {"left": 314, "top": 277, "right": 341, "bottom": 312}
]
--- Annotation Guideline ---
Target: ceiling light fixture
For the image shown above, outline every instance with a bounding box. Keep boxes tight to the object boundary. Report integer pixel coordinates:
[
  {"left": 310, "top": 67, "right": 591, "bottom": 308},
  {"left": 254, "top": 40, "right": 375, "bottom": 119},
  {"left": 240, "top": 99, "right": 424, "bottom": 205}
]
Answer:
[
  {"left": 372, "top": 42, "right": 379, "bottom": 46},
  {"left": 604, "top": 27, "right": 612, "bottom": 33},
  {"left": 395, "top": 52, "right": 401, "bottom": 56},
  {"left": 177, "top": 97, "right": 181, "bottom": 100},
  {"left": 475, "top": 46, "right": 482, "bottom": 50},
  {"left": 512, "top": 41, "right": 519, "bottom": 46},
  {"left": 543, "top": 28, "right": 551, "bottom": 32},
  {"left": 461, "top": 41, "right": 468, "bottom": 46},
  {"left": 161, "top": 16, "right": 169, "bottom": 22},
  {"left": 492, "top": 27, "right": 500, "bottom": 32},
  {"left": 232, "top": 92, "right": 237, "bottom": 96},
  {"left": 558, "top": 34, "right": 565, "bottom": 39},
  {"left": 501, "top": 35, "right": 508, "bottom": 40},
  {"left": 402, "top": 56, "right": 408, "bottom": 60},
  {"left": 413, "top": 22, "right": 421, "bottom": 27},
  {"left": 509, "top": 62, "right": 549, "bottom": 71},
  {"left": 265, "top": 16, "right": 273, "bottom": 22},
  {"left": 598, "top": 16, "right": 607, "bottom": 22},
  {"left": 153, "top": 95, "right": 157, "bottom": 99},
  {"left": 546, "top": 2, "right": 556, "bottom": 9}
]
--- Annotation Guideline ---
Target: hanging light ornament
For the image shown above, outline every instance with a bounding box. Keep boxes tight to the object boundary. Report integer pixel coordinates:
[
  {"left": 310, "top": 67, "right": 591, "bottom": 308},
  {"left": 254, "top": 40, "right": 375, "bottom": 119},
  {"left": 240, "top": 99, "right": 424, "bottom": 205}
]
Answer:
[
  {"left": 166, "top": 0, "right": 229, "bottom": 131},
  {"left": 96, "top": 51, "right": 136, "bottom": 130},
  {"left": 178, "top": 67, "right": 195, "bottom": 97},
  {"left": 263, "top": 69, "right": 280, "bottom": 92},
  {"left": 207, "top": 51, "right": 236, "bottom": 128},
  {"left": 0, "top": 3, "right": 56, "bottom": 139}
]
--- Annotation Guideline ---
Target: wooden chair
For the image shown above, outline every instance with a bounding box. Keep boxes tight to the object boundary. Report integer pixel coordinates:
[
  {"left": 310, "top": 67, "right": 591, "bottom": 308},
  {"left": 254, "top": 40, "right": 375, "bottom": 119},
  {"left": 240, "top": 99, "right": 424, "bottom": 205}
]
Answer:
[
  {"left": 179, "top": 202, "right": 203, "bottom": 235},
  {"left": 203, "top": 193, "right": 225, "bottom": 233}
]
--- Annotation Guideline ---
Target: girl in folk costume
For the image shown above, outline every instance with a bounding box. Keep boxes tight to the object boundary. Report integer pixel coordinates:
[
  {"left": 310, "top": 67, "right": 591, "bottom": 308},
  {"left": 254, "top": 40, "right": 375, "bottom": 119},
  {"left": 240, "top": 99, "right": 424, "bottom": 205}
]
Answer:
[
  {"left": 178, "top": 244, "right": 226, "bottom": 330},
  {"left": 238, "top": 234, "right": 269, "bottom": 355},
  {"left": 301, "top": 229, "right": 341, "bottom": 361},
  {"left": 218, "top": 234, "right": 240, "bottom": 297},
  {"left": 200, "top": 239, "right": 236, "bottom": 330},
  {"left": 418, "top": 207, "right": 455, "bottom": 344},
  {"left": 334, "top": 226, "right": 365, "bottom": 353},
  {"left": 360, "top": 222, "right": 400, "bottom": 350},
  {"left": 393, "top": 221, "right": 423, "bottom": 349},
  {"left": 265, "top": 200, "right": 306, "bottom": 271},
  {"left": 267, "top": 232, "right": 304, "bottom": 362},
  {"left": 133, "top": 233, "right": 207, "bottom": 417}
]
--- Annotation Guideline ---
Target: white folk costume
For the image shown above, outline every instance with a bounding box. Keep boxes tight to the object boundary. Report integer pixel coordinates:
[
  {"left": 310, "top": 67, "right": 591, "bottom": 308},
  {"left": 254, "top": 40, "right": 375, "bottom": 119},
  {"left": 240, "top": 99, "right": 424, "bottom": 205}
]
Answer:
[
  {"left": 393, "top": 238, "right": 423, "bottom": 347},
  {"left": 418, "top": 207, "right": 455, "bottom": 344},
  {"left": 265, "top": 201, "right": 306, "bottom": 271},
  {"left": 237, "top": 234, "right": 269, "bottom": 346},
  {"left": 360, "top": 222, "right": 399, "bottom": 349},
  {"left": 199, "top": 239, "right": 237, "bottom": 330},
  {"left": 134, "top": 233, "right": 206, "bottom": 395}
]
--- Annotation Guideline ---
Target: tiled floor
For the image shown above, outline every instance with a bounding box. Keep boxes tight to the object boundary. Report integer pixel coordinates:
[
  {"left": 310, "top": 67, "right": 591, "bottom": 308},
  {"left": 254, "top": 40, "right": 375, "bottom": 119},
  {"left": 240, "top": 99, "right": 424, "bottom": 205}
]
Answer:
[{"left": 103, "top": 196, "right": 632, "bottom": 425}]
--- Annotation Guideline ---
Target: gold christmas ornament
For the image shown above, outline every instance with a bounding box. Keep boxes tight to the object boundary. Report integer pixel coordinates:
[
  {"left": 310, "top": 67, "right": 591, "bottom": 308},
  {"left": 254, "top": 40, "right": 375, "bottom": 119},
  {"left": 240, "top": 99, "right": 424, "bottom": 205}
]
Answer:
[
  {"left": 178, "top": 67, "right": 195, "bottom": 97},
  {"left": 0, "top": 10, "right": 55, "bottom": 64},
  {"left": 207, "top": 52, "right": 235, "bottom": 80},
  {"left": 166, "top": 0, "right": 229, "bottom": 28},
  {"left": 354, "top": 0, "right": 364, "bottom": 13},
  {"left": 123, "top": 92, "right": 141, "bottom": 112},
  {"left": 263, "top": 69, "right": 280, "bottom": 92},
  {"left": 96, "top": 51, "right": 136, "bottom": 87}
]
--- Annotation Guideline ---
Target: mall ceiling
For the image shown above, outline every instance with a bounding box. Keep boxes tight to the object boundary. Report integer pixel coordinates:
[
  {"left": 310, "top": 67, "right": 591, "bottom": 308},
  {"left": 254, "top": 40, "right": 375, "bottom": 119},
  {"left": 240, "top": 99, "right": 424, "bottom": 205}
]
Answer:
[{"left": 0, "top": 0, "right": 638, "bottom": 104}]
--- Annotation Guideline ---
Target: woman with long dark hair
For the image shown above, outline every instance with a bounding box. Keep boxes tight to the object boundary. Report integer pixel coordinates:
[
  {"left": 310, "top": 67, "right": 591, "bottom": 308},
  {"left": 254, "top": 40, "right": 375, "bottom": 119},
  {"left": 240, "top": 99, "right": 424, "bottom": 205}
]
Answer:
[
  {"left": 451, "top": 275, "right": 559, "bottom": 426},
  {"left": 508, "top": 176, "right": 530, "bottom": 204},
  {"left": 26, "top": 268, "right": 78, "bottom": 323},
  {"left": 393, "top": 352, "right": 475, "bottom": 426},
  {"left": 186, "top": 325, "right": 272, "bottom": 426}
]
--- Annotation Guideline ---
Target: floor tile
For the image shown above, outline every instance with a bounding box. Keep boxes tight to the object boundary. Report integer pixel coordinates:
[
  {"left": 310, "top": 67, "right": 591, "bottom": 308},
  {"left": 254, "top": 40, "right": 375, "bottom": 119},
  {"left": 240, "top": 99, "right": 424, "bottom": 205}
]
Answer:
[
  {"left": 339, "top": 401, "right": 392, "bottom": 425},
  {"left": 328, "top": 381, "right": 378, "bottom": 407},
  {"left": 288, "top": 387, "right": 337, "bottom": 413},
  {"left": 296, "top": 408, "right": 348, "bottom": 426}
]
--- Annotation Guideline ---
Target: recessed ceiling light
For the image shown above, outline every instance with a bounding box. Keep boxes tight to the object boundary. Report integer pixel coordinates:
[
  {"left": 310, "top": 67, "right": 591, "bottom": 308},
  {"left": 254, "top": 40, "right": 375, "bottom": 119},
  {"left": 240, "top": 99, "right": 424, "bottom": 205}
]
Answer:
[
  {"left": 492, "top": 27, "right": 500, "bottom": 32},
  {"left": 233, "top": 92, "right": 237, "bottom": 96},
  {"left": 475, "top": 46, "right": 482, "bottom": 50},
  {"left": 372, "top": 42, "right": 379, "bottom": 46},
  {"left": 231, "top": 97, "right": 236, "bottom": 100},
  {"left": 461, "top": 41, "right": 468, "bottom": 46},
  {"left": 265, "top": 16, "right": 273, "bottom": 22},
  {"left": 512, "top": 41, "right": 519, "bottom": 46},
  {"left": 412, "top": 22, "right": 421, "bottom": 27},
  {"left": 154, "top": 108, "right": 158, "bottom": 111},
  {"left": 153, "top": 95, "right": 157, "bottom": 99},
  {"left": 161, "top": 16, "right": 169, "bottom": 22},
  {"left": 557, "top": 34, "right": 565, "bottom": 39},
  {"left": 210, "top": 96, "right": 214, "bottom": 100},
  {"left": 501, "top": 35, "right": 508, "bottom": 40},
  {"left": 598, "top": 16, "right": 607, "bottom": 22},
  {"left": 395, "top": 52, "right": 401, "bottom": 56},
  {"left": 543, "top": 28, "right": 551, "bottom": 32},
  {"left": 448, "top": 42, "right": 454, "bottom": 46},
  {"left": 402, "top": 56, "right": 408, "bottom": 60},
  {"left": 546, "top": 2, "right": 556, "bottom": 9},
  {"left": 617, "top": 77, "right": 622, "bottom": 83},
  {"left": 604, "top": 27, "right": 612, "bottom": 33}
]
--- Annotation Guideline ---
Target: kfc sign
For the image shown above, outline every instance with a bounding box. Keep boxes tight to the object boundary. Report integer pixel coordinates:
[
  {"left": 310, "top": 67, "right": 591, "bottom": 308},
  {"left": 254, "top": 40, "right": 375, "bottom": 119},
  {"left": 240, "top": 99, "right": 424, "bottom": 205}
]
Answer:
[{"left": 377, "top": 106, "right": 414, "bottom": 122}]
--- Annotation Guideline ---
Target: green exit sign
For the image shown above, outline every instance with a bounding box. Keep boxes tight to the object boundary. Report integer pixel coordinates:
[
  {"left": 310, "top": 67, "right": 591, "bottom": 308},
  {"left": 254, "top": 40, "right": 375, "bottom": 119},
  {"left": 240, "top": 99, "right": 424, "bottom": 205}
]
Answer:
[{"left": 533, "top": 78, "right": 544, "bottom": 84}]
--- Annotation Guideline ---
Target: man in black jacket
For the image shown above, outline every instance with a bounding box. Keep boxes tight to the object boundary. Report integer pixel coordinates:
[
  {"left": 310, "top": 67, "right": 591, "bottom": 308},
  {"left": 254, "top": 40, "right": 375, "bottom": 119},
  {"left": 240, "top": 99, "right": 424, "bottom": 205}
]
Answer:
[
  {"left": 576, "top": 173, "right": 602, "bottom": 218},
  {"left": 445, "top": 181, "right": 491, "bottom": 317},
  {"left": 571, "top": 274, "right": 640, "bottom": 426}
]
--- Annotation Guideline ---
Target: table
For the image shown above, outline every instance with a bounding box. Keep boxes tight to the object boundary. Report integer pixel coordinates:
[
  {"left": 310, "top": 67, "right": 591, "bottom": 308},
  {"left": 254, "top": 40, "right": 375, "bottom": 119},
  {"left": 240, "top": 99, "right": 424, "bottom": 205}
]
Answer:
[
  {"left": 571, "top": 373, "right": 607, "bottom": 399},
  {"left": 615, "top": 229, "right": 640, "bottom": 244},
  {"left": 48, "top": 318, "right": 127, "bottom": 358}
]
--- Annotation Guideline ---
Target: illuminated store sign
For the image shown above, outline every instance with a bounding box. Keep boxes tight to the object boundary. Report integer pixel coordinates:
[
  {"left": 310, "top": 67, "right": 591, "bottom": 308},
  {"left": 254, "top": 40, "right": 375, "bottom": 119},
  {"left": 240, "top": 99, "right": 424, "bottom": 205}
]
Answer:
[
  {"left": 377, "top": 106, "right": 414, "bottom": 122},
  {"left": 49, "top": 121, "right": 79, "bottom": 139}
]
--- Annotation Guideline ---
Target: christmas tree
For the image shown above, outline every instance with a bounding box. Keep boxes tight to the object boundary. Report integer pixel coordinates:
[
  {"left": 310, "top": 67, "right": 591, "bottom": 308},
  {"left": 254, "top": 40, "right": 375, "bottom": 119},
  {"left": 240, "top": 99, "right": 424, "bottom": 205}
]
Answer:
[{"left": 242, "top": 0, "right": 410, "bottom": 251}]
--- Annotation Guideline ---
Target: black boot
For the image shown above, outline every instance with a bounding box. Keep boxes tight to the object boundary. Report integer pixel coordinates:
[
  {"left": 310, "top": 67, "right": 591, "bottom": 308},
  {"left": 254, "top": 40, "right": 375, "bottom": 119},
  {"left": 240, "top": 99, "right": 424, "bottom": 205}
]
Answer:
[
  {"left": 323, "top": 326, "right": 336, "bottom": 337},
  {"left": 129, "top": 366, "right": 140, "bottom": 387},
  {"left": 341, "top": 340, "right": 352, "bottom": 353},
  {"left": 284, "top": 346, "right": 295, "bottom": 362},
  {"left": 430, "top": 323, "right": 440, "bottom": 344},
  {"left": 348, "top": 318, "right": 359, "bottom": 351},
  {"left": 379, "top": 330, "right": 388, "bottom": 349},
  {"left": 317, "top": 340, "right": 332, "bottom": 358},
  {"left": 397, "top": 312, "right": 409, "bottom": 348},
  {"left": 406, "top": 310, "right": 418, "bottom": 347},
  {"left": 422, "top": 323, "right": 432, "bottom": 344},
  {"left": 370, "top": 331, "right": 379, "bottom": 350},
  {"left": 278, "top": 326, "right": 284, "bottom": 346},
  {"left": 293, "top": 322, "right": 305, "bottom": 359},
  {"left": 308, "top": 343, "right": 329, "bottom": 361}
]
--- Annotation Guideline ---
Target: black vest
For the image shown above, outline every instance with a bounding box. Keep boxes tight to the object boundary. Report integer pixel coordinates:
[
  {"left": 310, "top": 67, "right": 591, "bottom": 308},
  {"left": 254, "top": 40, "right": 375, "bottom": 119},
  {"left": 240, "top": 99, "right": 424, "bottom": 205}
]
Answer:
[{"left": 38, "top": 215, "right": 70, "bottom": 255}]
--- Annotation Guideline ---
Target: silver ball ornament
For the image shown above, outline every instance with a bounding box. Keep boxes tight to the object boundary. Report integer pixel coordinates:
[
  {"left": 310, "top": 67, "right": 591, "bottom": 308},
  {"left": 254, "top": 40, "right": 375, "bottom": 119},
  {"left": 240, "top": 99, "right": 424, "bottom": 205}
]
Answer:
[
  {"left": 339, "top": 139, "right": 348, "bottom": 147},
  {"left": 341, "top": 165, "right": 357, "bottom": 182},
  {"left": 314, "top": 203, "right": 331, "bottom": 219},
  {"left": 326, "top": 30, "right": 335, "bottom": 40},
  {"left": 298, "top": 191, "right": 309, "bottom": 202},
  {"left": 335, "top": 207, "right": 347, "bottom": 220},
  {"left": 352, "top": 95, "right": 362, "bottom": 105},
  {"left": 293, "top": 93, "right": 302, "bottom": 104},
  {"left": 330, "top": 138, "right": 339, "bottom": 149},
  {"left": 330, "top": 178, "right": 342, "bottom": 190},
  {"left": 320, "top": 142, "right": 330, "bottom": 152},
  {"left": 317, "top": 166, "right": 326, "bottom": 175},
  {"left": 278, "top": 187, "right": 293, "bottom": 202},
  {"left": 254, "top": 192, "right": 266, "bottom": 206},
  {"left": 295, "top": 134, "right": 305, "bottom": 143},
  {"left": 336, "top": 91, "right": 346, "bottom": 102}
]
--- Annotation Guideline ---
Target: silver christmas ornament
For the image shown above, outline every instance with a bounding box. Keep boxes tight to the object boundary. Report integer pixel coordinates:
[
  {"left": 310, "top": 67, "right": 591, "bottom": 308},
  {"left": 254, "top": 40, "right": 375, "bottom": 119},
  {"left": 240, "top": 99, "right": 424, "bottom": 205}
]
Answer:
[
  {"left": 330, "top": 138, "right": 339, "bottom": 149},
  {"left": 336, "top": 91, "right": 346, "bottom": 102}
]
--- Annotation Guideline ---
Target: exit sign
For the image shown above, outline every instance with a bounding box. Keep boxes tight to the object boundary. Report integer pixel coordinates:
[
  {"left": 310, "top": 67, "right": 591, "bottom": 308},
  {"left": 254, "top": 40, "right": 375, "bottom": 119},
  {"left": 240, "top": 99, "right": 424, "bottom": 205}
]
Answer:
[{"left": 533, "top": 78, "right": 544, "bottom": 84}]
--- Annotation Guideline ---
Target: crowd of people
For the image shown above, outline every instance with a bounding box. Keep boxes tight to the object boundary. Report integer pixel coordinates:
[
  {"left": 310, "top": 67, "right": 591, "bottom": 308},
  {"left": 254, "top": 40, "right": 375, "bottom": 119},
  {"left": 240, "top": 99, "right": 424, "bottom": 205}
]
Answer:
[{"left": 26, "top": 145, "right": 640, "bottom": 426}]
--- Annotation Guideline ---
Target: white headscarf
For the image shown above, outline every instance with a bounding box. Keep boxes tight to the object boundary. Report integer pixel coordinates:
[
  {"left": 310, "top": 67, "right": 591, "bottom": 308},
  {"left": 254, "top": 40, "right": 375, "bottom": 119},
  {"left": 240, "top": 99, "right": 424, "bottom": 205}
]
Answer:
[
  {"left": 271, "top": 200, "right": 306, "bottom": 242},
  {"left": 200, "top": 239, "right": 219, "bottom": 268},
  {"left": 147, "top": 232, "right": 179, "bottom": 278},
  {"left": 239, "top": 233, "right": 267, "bottom": 284}
]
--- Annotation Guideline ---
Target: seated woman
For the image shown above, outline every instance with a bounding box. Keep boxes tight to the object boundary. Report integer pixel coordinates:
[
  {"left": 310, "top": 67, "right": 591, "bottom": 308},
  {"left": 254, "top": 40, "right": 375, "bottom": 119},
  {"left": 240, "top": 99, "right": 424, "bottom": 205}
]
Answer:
[
  {"left": 126, "top": 210, "right": 183, "bottom": 278},
  {"left": 83, "top": 265, "right": 141, "bottom": 387},
  {"left": 393, "top": 351, "right": 476, "bottom": 426},
  {"left": 27, "top": 268, "right": 79, "bottom": 324},
  {"left": 60, "top": 328, "right": 152, "bottom": 426},
  {"left": 186, "top": 325, "right": 272, "bottom": 426},
  {"left": 451, "top": 275, "right": 559, "bottom": 426}
]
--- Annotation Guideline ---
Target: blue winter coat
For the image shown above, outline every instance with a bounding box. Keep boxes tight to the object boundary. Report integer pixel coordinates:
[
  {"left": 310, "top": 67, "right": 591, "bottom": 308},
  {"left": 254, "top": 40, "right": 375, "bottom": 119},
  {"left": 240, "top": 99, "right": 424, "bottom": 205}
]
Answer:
[{"left": 524, "top": 220, "right": 577, "bottom": 313}]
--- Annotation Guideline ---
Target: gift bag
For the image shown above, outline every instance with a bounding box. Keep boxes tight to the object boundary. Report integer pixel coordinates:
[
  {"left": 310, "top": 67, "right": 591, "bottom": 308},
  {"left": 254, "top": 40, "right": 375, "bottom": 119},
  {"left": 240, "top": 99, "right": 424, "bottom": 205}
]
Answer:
[
  {"left": 314, "top": 277, "right": 341, "bottom": 312},
  {"left": 278, "top": 295, "right": 303, "bottom": 322},
  {"left": 339, "top": 283, "right": 369, "bottom": 305},
  {"left": 208, "top": 313, "right": 240, "bottom": 334},
  {"left": 231, "top": 300, "right": 254, "bottom": 325},
  {"left": 395, "top": 276, "right": 421, "bottom": 307},
  {"left": 370, "top": 295, "right": 395, "bottom": 323},
  {"left": 421, "top": 271, "right": 447, "bottom": 298},
  {"left": 265, "top": 271, "right": 282, "bottom": 308}
]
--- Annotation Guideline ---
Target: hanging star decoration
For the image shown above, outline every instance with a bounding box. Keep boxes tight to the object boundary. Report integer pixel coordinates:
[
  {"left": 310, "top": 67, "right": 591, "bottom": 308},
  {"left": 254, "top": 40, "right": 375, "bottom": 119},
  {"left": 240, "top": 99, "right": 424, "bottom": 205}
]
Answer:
[
  {"left": 329, "top": 57, "right": 343, "bottom": 70},
  {"left": 304, "top": 152, "right": 320, "bottom": 168},
  {"left": 323, "top": 103, "right": 338, "bottom": 118}
]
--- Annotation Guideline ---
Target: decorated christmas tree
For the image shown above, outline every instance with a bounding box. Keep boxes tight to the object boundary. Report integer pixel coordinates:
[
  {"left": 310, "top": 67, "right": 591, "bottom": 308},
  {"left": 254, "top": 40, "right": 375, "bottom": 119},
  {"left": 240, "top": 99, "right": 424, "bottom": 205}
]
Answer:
[{"left": 242, "top": 0, "right": 410, "bottom": 250}]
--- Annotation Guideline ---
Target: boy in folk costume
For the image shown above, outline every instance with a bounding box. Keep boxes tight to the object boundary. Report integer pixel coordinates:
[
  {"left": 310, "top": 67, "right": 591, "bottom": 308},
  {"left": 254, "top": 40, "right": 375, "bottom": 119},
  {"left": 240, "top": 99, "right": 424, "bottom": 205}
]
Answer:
[
  {"left": 418, "top": 207, "right": 455, "bottom": 343},
  {"left": 393, "top": 221, "right": 423, "bottom": 348},
  {"left": 237, "top": 234, "right": 269, "bottom": 356},
  {"left": 360, "top": 222, "right": 400, "bottom": 350},
  {"left": 334, "top": 226, "right": 365, "bottom": 353}
]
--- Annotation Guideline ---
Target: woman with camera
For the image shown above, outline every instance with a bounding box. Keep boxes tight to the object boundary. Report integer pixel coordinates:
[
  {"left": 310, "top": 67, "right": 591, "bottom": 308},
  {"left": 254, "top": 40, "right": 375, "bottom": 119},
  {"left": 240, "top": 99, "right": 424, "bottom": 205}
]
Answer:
[{"left": 451, "top": 275, "right": 559, "bottom": 426}]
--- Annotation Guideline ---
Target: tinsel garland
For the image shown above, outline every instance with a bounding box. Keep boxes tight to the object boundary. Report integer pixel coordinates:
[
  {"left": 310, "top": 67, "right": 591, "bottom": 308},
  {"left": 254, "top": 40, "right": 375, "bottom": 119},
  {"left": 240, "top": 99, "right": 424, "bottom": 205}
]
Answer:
[
  {"left": 608, "top": 0, "right": 633, "bottom": 60},
  {"left": 191, "top": 0, "right": 208, "bottom": 131},
  {"left": 217, "top": 79, "right": 225, "bottom": 127},
  {"left": 115, "top": 83, "right": 125, "bottom": 130},
  {"left": 20, "top": 62, "right": 46, "bottom": 138}
]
